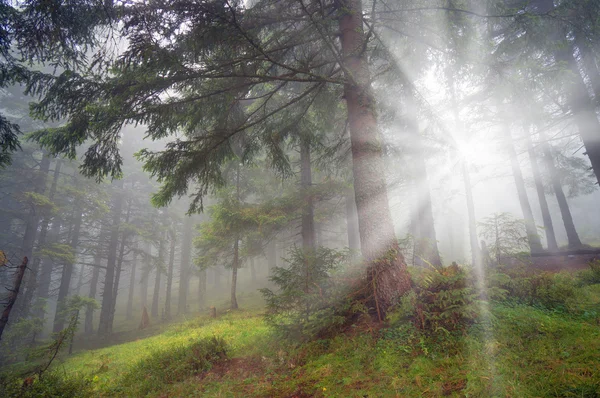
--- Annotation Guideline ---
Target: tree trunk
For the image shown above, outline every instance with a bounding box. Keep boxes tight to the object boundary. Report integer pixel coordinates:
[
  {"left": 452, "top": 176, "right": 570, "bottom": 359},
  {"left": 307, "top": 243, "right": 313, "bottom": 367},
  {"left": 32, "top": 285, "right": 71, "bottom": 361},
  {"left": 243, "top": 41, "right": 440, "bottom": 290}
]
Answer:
[
  {"left": 126, "top": 241, "right": 137, "bottom": 320},
  {"left": 151, "top": 236, "right": 164, "bottom": 319},
  {"left": 178, "top": 216, "right": 193, "bottom": 315},
  {"left": 539, "top": 135, "right": 582, "bottom": 248},
  {"left": 230, "top": 165, "right": 241, "bottom": 310},
  {"left": 300, "top": 139, "right": 316, "bottom": 250},
  {"left": 462, "top": 162, "right": 481, "bottom": 268},
  {"left": 53, "top": 188, "right": 83, "bottom": 333},
  {"left": 140, "top": 241, "right": 150, "bottom": 309},
  {"left": 165, "top": 229, "right": 176, "bottom": 320},
  {"left": 98, "top": 180, "right": 124, "bottom": 336},
  {"left": 198, "top": 269, "right": 206, "bottom": 311},
  {"left": 249, "top": 258, "right": 256, "bottom": 283},
  {"left": 411, "top": 130, "right": 442, "bottom": 267},
  {"left": 21, "top": 159, "right": 61, "bottom": 318},
  {"left": 0, "top": 257, "right": 28, "bottom": 341},
  {"left": 345, "top": 188, "right": 361, "bottom": 253},
  {"left": 525, "top": 126, "right": 559, "bottom": 251},
  {"left": 505, "top": 126, "right": 543, "bottom": 253},
  {"left": 16, "top": 154, "right": 50, "bottom": 318},
  {"left": 267, "top": 240, "right": 277, "bottom": 276},
  {"left": 339, "top": 0, "right": 411, "bottom": 319},
  {"left": 84, "top": 249, "right": 102, "bottom": 335}
]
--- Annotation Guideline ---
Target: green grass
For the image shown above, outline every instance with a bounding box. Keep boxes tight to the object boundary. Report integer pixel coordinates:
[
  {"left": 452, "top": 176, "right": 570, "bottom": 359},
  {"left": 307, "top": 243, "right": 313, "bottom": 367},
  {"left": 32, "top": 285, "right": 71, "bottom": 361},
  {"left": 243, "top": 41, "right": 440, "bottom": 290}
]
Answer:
[{"left": 6, "top": 288, "right": 600, "bottom": 397}]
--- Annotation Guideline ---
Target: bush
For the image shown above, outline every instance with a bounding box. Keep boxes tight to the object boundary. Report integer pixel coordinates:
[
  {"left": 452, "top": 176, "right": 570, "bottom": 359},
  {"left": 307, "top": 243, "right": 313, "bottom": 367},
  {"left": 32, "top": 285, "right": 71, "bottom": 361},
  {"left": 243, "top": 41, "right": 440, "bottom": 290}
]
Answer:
[
  {"left": 489, "top": 267, "right": 579, "bottom": 312},
  {"left": 260, "top": 246, "right": 352, "bottom": 342},
  {"left": 578, "top": 259, "right": 600, "bottom": 286},
  {"left": 0, "top": 371, "right": 93, "bottom": 398},
  {"left": 395, "top": 263, "right": 480, "bottom": 335},
  {"left": 117, "top": 335, "right": 227, "bottom": 395}
]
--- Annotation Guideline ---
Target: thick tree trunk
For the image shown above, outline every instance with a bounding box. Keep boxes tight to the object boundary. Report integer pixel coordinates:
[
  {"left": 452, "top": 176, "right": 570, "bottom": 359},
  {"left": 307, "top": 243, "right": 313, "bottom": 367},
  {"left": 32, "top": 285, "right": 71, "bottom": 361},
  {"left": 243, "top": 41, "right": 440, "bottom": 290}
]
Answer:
[
  {"left": 525, "top": 127, "right": 559, "bottom": 251},
  {"left": 505, "top": 126, "right": 543, "bottom": 253},
  {"left": 53, "top": 190, "right": 83, "bottom": 333},
  {"left": 339, "top": 0, "right": 411, "bottom": 319},
  {"left": 178, "top": 216, "right": 193, "bottom": 315},
  {"left": 98, "top": 180, "right": 124, "bottom": 336},
  {"left": 540, "top": 137, "right": 582, "bottom": 248},
  {"left": 126, "top": 241, "right": 137, "bottom": 320},
  {"left": 345, "top": 188, "right": 361, "bottom": 253},
  {"left": 151, "top": 235, "right": 164, "bottom": 319},
  {"left": 0, "top": 257, "right": 28, "bottom": 341},
  {"left": 165, "top": 230, "right": 176, "bottom": 320}
]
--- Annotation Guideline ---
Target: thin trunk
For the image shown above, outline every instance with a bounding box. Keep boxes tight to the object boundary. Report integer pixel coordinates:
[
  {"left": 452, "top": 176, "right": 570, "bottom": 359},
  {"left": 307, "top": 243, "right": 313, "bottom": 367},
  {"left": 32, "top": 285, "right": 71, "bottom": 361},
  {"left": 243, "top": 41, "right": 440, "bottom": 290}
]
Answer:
[
  {"left": 267, "top": 241, "right": 277, "bottom": 276},
  {"left": 140, "top": 241, "right": 151, "bottom": 309},
  {"left": 151, "top": 237, "right": 164, "bottom": 318},
  {"left": 126, "top": 241, "right": 137, "bottom": 320},
  {"left": 231, "top": 165, "right": 240, "bottom": 310},
  {"left": 198, "top": 269, "right": 206, "bottom": 311},
  {"left": 21, "top": 159, "right": 61, "bottom": 317},
  {"left": 16, "top": 154, "right": 50, "bottom": 318},
  {"left": 165, "top": 229, "right": 176, "bottom": 320},
  {"left": 249, "top": 258, "right": 256, "bottom": 283},
  {"left": 539, "top": 135, "right": 582, "bottom": 248},
  {"left": 98, "top": 180, "right": 124, "bottom": 336},
  {"left": 53, "top": 188, "right": 83, "bottom": 333},
  {"left": 525, "top": 126, "right": 559, "bottom": 251},
  {"left": 462, "top": 162, "right": 481, "bottom": 268},
  {"left": 300, "top": 140, "right": 316, "bottom": 250},
  {"left": 108, "top": 198, "right": 132, "bottom": 331},
  {"left": 505, "top": 126, "right": 543, "bottom": 253},
  {"left": 84, "top": 251, "right": 101, "bottom": 335},
  {"left": 0, "top": 257, "right": 28, "bottom": 341},
  {"left": 35, "top": 218, "right": 61, "bottom": 318},
  {"left": 178, "top": 216, "right": 193, "bottom": 315},
  {"left": 339, "top": 0, "right": 411, "bottom": 319}
]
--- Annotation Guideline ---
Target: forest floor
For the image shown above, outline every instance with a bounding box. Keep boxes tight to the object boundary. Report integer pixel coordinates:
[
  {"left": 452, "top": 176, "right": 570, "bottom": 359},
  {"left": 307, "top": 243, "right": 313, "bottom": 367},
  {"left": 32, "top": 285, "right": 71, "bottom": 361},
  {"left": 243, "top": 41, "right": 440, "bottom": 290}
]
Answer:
[{"left": 43, "top": 285, "right": 600, "bottom": 397}]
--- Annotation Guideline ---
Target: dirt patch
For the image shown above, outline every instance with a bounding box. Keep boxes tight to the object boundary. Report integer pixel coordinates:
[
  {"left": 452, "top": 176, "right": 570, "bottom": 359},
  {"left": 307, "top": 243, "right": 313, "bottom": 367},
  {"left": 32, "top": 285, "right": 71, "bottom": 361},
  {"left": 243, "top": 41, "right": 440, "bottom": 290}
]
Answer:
[{"left": 202, "top": 356, "right": 265, "bottom": 381}]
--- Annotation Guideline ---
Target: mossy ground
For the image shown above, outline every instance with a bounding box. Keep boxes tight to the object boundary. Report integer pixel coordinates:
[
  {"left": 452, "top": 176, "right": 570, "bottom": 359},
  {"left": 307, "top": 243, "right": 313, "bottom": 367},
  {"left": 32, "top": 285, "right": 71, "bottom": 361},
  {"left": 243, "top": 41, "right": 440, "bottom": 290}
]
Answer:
[{"left": 5, "top": 286, "right": 600, "bottom": 397}]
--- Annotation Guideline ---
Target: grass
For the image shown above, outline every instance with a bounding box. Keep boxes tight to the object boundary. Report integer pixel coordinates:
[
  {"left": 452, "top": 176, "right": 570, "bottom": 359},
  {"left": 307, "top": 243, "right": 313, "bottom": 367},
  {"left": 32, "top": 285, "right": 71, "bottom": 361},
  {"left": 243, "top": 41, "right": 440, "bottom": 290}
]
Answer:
[{"left": 5, "top": 287, "right": 600, "bottom": 397}]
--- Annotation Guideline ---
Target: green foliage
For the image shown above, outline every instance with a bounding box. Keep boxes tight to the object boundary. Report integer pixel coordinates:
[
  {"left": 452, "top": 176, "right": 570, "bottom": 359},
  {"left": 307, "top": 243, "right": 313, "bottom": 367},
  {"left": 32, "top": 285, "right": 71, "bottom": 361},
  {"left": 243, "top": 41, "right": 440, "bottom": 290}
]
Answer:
[
  {"left": 116, "top": 336, "right": 227, "bottom": 396},
  {"left": 489, "top": 267, "right": 580, "bottom": 312},
  {"left": 397, "top": 264, "right": 480, "bottom": 335},
  {"left": 0, "top": 316, "right": 43, "bottom": 364},
  {"left": 578, "top": 259, "right": 600, "bottom": 286},
  {"left": 260, "top": 246, "right": 351, "bottom": 342},
  {"left": 0, "top": 371, "right": 93, "bottom": 398},
  {"left": 36, "top": 243, "right": 76, "bottom": 265}
]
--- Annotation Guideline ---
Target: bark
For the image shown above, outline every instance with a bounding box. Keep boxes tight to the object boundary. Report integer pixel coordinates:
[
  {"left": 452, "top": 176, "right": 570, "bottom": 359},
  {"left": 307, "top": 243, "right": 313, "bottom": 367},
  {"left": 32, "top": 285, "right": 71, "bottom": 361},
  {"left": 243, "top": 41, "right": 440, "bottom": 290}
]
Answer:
[
  {"left": 539, "top": 135, "right": 583, "bottom": 248},
  {"left": 505, "top": 126, "right": 543, "bottom": 253},
  {"left": 177, "top": 216, "right": 193, "bottom": 315},
  {"left": 339, "top": 0, "right": 411, "bottom": 318},
  {"left": 151, "top": 236, "right": 164, "bottom": 318},
  {"left": 345, "top": 188, "right": 361, "bottom": 253},
  {"left": 164, "top": 229, "right": 176, "bottom": 320},
  {"left": 525, "top": 127, "right": 559, "bottom": 251},
  {"left": 0, "top": 257, "right": 28, "bottom": 341},
  {"left": 53, "top": 188, "right": 83, "bottom": 333},
  {"left": 126, "top": 241, "right": 137, "bottom": 320},
  {"left": 98, "top": 180, "right": 124, "bottom": 336}
]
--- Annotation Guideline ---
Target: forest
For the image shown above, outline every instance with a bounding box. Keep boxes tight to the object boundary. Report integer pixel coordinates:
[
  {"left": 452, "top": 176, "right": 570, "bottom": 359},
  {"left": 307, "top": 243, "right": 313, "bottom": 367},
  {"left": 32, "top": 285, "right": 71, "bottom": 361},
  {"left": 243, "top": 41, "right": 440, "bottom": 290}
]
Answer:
[{"left": 0, "top": 0, "right": 600, "bottom": 396}]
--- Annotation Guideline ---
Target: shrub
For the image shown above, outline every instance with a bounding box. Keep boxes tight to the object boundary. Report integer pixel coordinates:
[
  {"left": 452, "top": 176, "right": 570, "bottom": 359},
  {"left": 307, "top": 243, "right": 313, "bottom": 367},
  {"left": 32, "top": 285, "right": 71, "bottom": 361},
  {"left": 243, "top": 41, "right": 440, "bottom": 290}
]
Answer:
[
  {"left": 489, "top": 267, "right": 579, "bottom": 312},
  {"left": 397, "top": 263, "right": 480, "bottom": 335},
  {"left": 260, "top": 246, "right": 352, "bottom": 342},
  {"left": 577, "top": 259, "right": 600, "bottom": 286}
]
